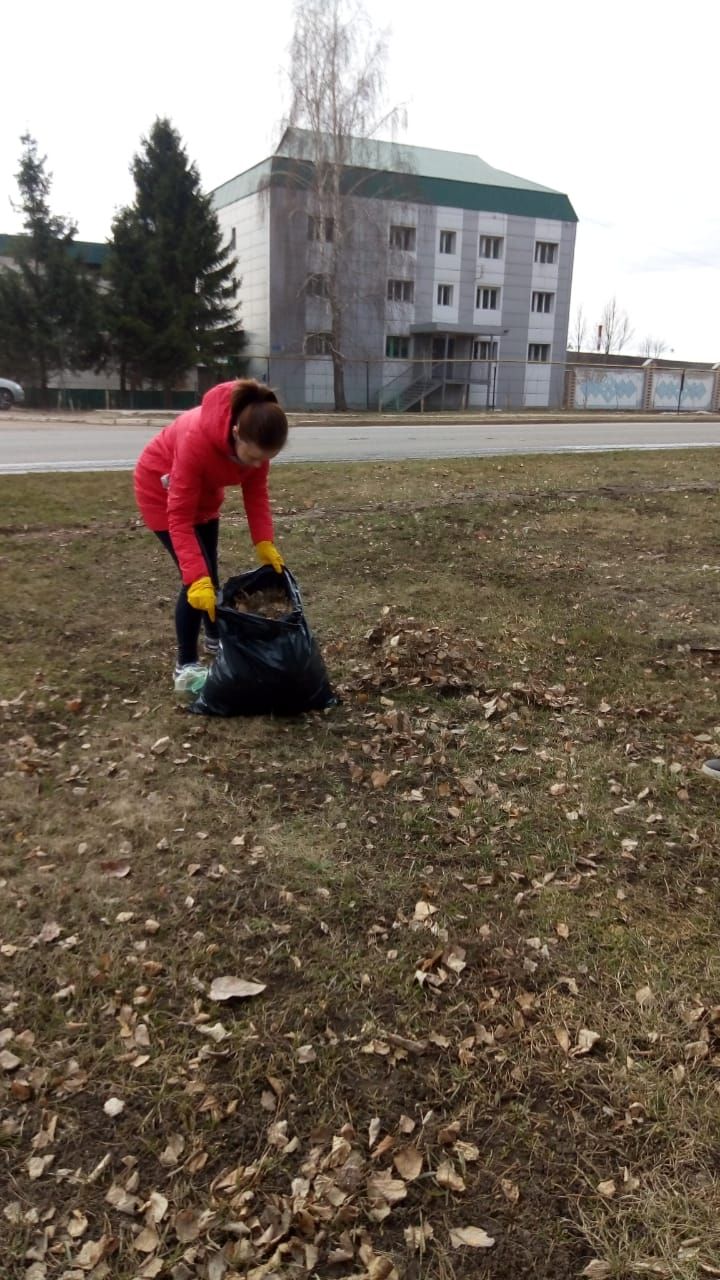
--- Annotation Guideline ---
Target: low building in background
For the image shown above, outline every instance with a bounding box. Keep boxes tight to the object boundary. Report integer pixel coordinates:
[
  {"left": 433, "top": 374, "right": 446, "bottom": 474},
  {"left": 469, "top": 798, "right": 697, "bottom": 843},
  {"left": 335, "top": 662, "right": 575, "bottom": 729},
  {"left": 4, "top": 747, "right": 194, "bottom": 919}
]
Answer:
[
  {"left": 210, "top": 127, "right": 578, "bottom": 410},
  {"left": 565, "top": 351, "right": 720, "bottom": 414}
]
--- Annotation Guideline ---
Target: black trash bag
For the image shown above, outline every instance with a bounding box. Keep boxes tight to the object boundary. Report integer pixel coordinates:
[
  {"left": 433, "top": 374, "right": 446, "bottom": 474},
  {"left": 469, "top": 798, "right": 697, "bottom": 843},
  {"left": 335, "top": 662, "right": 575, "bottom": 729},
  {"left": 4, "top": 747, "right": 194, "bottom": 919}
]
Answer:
[{"left": 189, "top": 566, "right": 336, "bottom": 718}]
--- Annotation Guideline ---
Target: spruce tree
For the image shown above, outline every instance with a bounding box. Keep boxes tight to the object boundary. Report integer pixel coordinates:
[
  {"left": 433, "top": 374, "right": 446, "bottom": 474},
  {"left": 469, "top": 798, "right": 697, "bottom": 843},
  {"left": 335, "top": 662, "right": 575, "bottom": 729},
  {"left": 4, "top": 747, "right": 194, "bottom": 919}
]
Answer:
[
  {"left": 106, "top": 119, "right": 244, "bottom": 399},
  {"left": 0, "top": 135, "right": 104, "bottom": 398}
]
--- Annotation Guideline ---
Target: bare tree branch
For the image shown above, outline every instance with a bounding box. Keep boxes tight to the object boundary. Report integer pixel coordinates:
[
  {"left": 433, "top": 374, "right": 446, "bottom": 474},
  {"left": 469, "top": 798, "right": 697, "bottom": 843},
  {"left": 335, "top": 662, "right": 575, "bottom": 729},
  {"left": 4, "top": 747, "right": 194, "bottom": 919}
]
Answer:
[
  {"left": 568, "top": 304, "right": 587, "bottom": 352},
  {"left": 285, "top": 0, "right": 405, "bottom": 409},
  {"left": 640, "top": 334, "right": 669, "bottom": 358},
  {"left": 597, "top": 296, "right": 633, "bottom": 354}
]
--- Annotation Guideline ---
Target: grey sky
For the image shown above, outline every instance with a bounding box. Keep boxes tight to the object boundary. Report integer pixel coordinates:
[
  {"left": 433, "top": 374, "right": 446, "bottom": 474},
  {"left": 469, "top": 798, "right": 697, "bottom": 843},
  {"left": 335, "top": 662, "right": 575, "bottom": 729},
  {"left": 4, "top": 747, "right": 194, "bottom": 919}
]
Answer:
[{"left": 3, "top": 0, "right": 718, "bottom": 360}]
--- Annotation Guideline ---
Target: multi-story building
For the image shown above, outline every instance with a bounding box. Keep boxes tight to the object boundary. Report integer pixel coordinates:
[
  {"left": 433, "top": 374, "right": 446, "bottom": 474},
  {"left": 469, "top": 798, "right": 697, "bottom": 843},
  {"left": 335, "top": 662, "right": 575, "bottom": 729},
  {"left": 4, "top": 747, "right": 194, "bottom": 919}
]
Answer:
[{"left": 210, "top": 127, "right": 577, "bottom": 410}]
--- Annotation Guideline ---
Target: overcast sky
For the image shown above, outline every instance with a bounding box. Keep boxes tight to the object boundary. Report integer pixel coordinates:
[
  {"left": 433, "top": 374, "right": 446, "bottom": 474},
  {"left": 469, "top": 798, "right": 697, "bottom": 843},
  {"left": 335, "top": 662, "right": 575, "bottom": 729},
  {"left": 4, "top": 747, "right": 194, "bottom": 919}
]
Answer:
[{"left": 3, "top": 0, "right": 718, "bottom": 360}]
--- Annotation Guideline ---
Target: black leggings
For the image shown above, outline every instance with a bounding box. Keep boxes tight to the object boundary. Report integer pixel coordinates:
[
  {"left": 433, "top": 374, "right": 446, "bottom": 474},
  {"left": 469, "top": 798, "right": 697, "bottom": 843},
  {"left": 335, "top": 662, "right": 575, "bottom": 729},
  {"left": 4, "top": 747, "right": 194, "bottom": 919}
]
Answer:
[{"left": 155, "top": 519, "right": 220, "bottom": 666}]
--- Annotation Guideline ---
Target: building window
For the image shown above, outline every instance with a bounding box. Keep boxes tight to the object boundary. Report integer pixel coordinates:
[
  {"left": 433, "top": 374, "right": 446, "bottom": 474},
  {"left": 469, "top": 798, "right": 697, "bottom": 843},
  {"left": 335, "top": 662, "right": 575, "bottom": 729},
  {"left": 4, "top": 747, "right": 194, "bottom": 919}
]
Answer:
[
  {"left": 387, "top": 278, "right": 415, "bottom": 303},
  {"left": 439, "top": 230, "right": 457, "bottom": 254},
  {"left": 304, "top": 332, "right": 333, "bottom": 355},
  {"left": 535, "top": 240, "right": 558, "bottom": 264},
  {"left": 476, "top": 286, "right": 499, "bottom": 310},
  {"left": 228, "top": 227, "right": 236, "bottom": 250},
  {"left": 528, "top": 343, "right": 550, "bottom": 363},
  {"left": 437, "top": 283, "right": 454, "bottom": 306},
  {"left": 308, "top": 215, "right": 334, "bottom": 242},
  {"left": 473, "top": 339, "right": 498, "bottom": 360},
  {"left": 531, "top": 291, "right": 554, "bottom": 313},
  {"left": 479, "top": 235, "right": 502, "bottom": 259},
  {"left": 389, "top": 225, "right": 416, "bottom": 251},
  {"left": 305, "top": 273, "right": 330, "bottom": 297},
  {"left": 386, "top": 335, "right": 410, "bottom": 359}
]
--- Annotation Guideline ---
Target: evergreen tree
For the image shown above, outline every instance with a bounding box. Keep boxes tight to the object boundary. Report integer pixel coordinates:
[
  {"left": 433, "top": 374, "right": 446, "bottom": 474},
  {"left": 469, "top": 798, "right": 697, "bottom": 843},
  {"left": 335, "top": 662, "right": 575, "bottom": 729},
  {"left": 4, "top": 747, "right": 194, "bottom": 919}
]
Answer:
[
  {"left": 106, "top": 119, "right": 244, "bottom": 398},
  {"left": 0, "top": 135, "right": 104, "bottom": 398}
]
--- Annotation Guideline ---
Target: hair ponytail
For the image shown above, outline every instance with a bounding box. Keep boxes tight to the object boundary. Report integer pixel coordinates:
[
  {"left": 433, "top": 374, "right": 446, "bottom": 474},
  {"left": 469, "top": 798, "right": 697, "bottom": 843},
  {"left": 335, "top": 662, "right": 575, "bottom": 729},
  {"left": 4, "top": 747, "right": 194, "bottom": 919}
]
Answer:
[{"left": 230, "top": 379, "right": 288, "bottom": 453}]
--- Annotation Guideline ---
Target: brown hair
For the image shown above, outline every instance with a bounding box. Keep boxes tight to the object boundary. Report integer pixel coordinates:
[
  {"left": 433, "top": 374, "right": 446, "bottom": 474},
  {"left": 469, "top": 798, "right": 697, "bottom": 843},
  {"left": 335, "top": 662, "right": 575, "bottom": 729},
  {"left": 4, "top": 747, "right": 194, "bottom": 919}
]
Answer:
[{"left": 230, "top": 379, "right": 288, "bottom": 453}]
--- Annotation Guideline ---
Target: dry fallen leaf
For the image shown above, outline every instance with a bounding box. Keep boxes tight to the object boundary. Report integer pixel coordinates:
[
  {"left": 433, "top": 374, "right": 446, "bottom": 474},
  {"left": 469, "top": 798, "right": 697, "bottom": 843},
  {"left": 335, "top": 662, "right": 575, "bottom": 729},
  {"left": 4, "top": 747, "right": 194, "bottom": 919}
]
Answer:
[
  {"left": 38, "top": 920, "right": 61, "bottom": 944},
  {"left": 455, "top": 1140, "right": 480, "bottom": 1163},
  {"left": 133, "top": 1225, "right": 160, "bottom": 1253},
  {"left": 209, "top": 975, "right": 266, "bottom": 1002},
  {"left": 145, "top": 1191, "right": 169, "bottom": 1224},
  {"left": 100, "top": 860, "right": 131, "bottom": 879},
  {"left": 67, "top": 1210, "right": 89, "bottom": 1239},
  {"left": 413, "top": 900, "right": 438, "bottom": 921},
  {"left": 297, "top": 1043, "right": 317, "bottom": 1063},
  {"left": 444, "top": 945, "right": 467, "bottom": 975},
  {"left": 367, "top": 1170, "right": 408, "bottom": 1204},
  {"left": 554, "top": 1026, "right": 571, "bottom": 1054},
  {"left": 436, "top": 1160, "right": 466, "bottom": 1192},
  {"left": 174, "top": 1207, "right": 202, "bottom": 1243},
  {"left": 0, "top": 1049, "right": 21, "bottom": 1072},
  {"left": 27, "top": 1155, "right": 54, "bottom": 1180},
  {"left": 159, "top": 1133, "right": 185, "bottom": 1167},
  {"left": 366, "top": 1258, "right": 399, "bottom": 1280},
  {"left": 685, "top": 1039, "right": 709, "bottom": 1061},
  {"left": 500, "top": 1176, "right": 520, "bottom": 1203},
  {"left": 597, "top": 1179, "right": 617, "bottom": 1199},
  {"left": 105, "top": 1183, "right": 141, "bottom": 1215},
  {"left": 393, "top": 1146, "right": 423, "bottom": 1181},
  {"left": 581, "top": 1262, "right": 612, "bottom": 1279},
  {"left": 635, "top": 985, "right": 653, "bottom": 1008},
  {"left": 571, "top": 1028, "right": 602, "bottom": 1057},
  {"left": 449, "top": 1226, "right": 495, "bottom": 1249},
  {"left": 75, "top": 1235, "right": 112, "bottom": 1269},
  {"left": 404, "top": 1222, "right": 434, "bottom": 1251},
  {"left": 197, "top": 1021, "right": 230, "bottom": 1044},
  {"left": 137, "top": 1260, "right": 164, "bottom": 1279}
]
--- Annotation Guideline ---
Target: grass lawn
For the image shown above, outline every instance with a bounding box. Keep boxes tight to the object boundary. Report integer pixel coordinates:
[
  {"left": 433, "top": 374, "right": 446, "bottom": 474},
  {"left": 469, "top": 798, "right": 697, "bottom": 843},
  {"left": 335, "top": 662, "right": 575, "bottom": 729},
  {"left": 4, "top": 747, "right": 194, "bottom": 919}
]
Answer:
[{"left": 2, "top": 450, "right": 720, "bottom": 1280}]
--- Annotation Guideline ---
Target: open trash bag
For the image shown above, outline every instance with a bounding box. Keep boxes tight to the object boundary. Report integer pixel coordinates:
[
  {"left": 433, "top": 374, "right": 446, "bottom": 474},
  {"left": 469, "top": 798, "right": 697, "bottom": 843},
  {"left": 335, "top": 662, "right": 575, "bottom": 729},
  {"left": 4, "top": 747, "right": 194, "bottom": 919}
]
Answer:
[{"left": 189, "top": 566, "right": 336, "bottom": 718}]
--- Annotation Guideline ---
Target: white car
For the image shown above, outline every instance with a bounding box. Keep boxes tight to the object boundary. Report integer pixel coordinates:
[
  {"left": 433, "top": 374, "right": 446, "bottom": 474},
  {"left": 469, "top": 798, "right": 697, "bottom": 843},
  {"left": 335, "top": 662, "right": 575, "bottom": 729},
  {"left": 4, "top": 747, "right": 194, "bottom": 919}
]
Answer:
[{"left": 0, "top": 378, "right": 24, "bottom": 409}]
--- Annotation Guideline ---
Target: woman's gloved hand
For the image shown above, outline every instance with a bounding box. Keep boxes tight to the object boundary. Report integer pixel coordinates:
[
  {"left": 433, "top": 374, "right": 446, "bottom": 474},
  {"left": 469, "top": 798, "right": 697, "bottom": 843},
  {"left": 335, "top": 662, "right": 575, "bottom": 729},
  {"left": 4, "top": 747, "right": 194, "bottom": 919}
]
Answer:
[
  {"left": 255, "top": 540, "right": 285, "bottom": 574},
  {"left": 187, "top": 575, "right": 217, "bottom": 621}
]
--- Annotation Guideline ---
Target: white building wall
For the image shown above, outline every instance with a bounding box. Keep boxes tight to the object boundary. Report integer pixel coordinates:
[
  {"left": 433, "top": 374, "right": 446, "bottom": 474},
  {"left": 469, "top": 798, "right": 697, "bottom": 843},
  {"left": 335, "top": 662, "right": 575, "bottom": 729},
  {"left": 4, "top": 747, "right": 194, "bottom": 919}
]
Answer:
[
  {"left": 216, "top": 193, "right": 270, "bottom": 356},
  {"left": 527, "top": 220, "right": 561, "bottom": 302},
  {"left": 474, "top": 211, "right": 507, "bottom": 326},
  {"left": 523, "top": 363, "right": 552, "bottom": 407},
  {"left": 431, "top": 207, "right": 462, "bottom": 325}
]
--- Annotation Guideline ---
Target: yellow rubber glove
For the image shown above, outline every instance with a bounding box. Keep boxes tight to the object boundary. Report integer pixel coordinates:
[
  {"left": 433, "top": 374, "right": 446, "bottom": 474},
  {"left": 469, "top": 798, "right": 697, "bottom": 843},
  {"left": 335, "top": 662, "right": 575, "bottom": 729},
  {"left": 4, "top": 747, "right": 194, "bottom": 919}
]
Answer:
[
  {"left": 187, "top": 575, "right": 217, "bottom": 622},
  {"left": 255, "top": 540, "right": 285, "bottom": 574}
]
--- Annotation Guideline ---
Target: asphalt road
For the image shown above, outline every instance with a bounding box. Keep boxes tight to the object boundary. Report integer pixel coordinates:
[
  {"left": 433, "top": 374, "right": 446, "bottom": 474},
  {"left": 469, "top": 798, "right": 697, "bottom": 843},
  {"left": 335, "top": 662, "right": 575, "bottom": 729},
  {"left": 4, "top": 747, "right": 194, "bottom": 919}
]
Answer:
[{"left": 1, "top": 416, "right": 720, "bottom": 474}]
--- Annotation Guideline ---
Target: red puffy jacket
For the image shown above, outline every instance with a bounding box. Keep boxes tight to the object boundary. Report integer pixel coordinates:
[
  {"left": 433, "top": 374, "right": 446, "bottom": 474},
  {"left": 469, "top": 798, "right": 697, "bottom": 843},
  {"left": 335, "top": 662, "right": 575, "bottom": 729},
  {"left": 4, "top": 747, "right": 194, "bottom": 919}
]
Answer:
[{"left": 133, "top": 382, "right": 274, "bottom": 585}]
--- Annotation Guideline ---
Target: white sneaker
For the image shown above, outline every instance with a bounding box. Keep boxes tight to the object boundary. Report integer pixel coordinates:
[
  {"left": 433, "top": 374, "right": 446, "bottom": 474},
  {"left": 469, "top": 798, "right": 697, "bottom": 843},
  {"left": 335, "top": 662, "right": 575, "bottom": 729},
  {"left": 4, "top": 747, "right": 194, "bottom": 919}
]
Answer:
[{"left": 173, "top": 661, "right": 208, "bottom": 696}]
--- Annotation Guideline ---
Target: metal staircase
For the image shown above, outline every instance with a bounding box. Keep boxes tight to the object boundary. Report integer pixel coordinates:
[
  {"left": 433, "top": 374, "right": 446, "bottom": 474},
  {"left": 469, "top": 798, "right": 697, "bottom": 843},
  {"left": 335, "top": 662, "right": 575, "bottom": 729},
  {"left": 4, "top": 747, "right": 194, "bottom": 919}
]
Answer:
[
  {"left": 378, "top": 362, "right": 443, "bottom": 412},
  {"left": 392, "top": 375, "right": 442, "bottom": 411}
]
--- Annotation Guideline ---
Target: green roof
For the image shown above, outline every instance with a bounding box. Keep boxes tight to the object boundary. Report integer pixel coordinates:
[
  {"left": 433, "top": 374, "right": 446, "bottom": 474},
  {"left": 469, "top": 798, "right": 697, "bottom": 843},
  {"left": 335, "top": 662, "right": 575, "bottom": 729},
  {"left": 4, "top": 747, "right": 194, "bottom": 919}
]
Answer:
[
  {"left": 277, "top": 128, "right": 560, "bottom": 194},
  {"left": 211, "top": 127, "right": 577, "bottom": 223},
  {"left": 0, "top": 233, "right": 107, "bottom": 266},
  {"left": 210, "top": 158, "right": 274, "bottom": 212}
]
